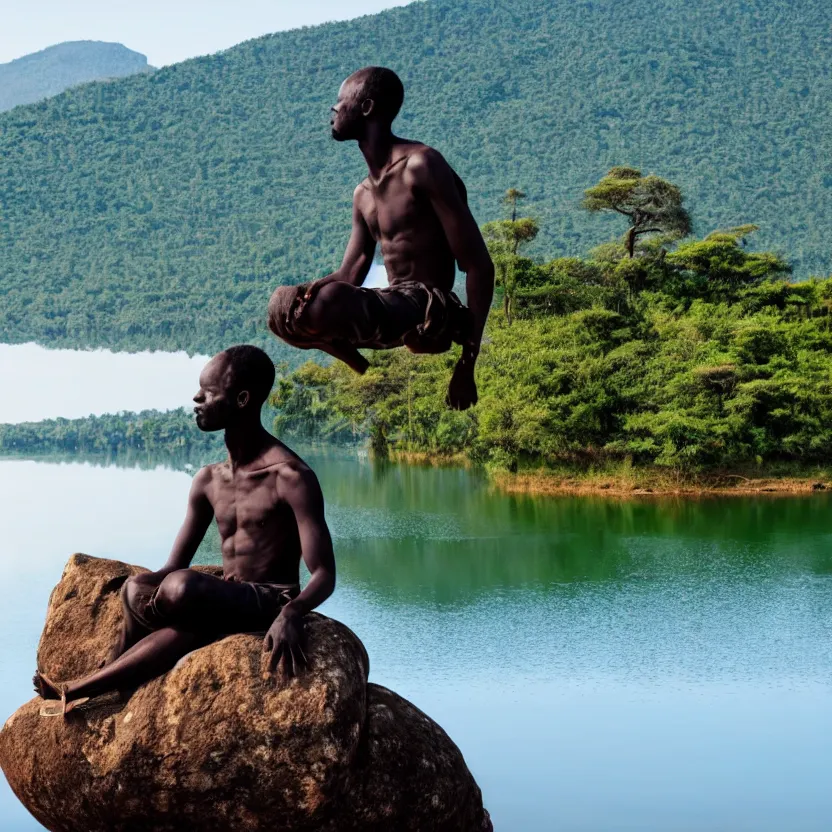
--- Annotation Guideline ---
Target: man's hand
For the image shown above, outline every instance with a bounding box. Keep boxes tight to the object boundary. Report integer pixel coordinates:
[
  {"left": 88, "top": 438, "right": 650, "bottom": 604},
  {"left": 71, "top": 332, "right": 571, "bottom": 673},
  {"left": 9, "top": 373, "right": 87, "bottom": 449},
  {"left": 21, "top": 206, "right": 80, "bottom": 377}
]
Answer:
[
  {"left": 292, "top": 277, "right": 333, "bottom": 322},
  {"left": 263, "top": 610, "right": 308, "bottom": 680},
  {"left": 446, "top": 348, "right": 478, "bottom": 410}
]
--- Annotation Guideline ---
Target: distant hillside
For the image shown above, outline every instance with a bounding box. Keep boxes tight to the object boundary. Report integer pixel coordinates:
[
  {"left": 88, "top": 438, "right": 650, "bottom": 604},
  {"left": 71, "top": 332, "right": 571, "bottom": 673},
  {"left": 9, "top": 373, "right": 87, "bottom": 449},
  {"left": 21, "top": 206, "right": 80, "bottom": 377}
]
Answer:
[
  {"left": 0, "top": 0, "right": 830, "bottom": 356},
  {"left": 0, "top": 41, "right": 151, "bottom": 111}
]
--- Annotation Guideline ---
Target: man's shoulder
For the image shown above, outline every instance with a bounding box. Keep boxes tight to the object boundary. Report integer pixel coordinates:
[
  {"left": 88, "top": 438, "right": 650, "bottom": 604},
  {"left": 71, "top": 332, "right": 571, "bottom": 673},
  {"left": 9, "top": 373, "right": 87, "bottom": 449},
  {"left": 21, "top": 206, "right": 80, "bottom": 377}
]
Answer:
[
  {"left": 402, "top": 144, "right": 462, "bottom": 193},
  {"left": 403, "top": 143, "right": 447, "bottom": 173},
  {"left": 190, "top": 463, "right": 219, "bottom": 496},
  {"left": 274, "top": 457, "right": 322, "bottom": 503},
  {"left": 256, "top": 443, "right": 316, "bottom": 482},
  {"left": 198, "top": 459, "right": 232, "bottom": 479},
  {"left": 273, "top": 455, "right": 315, "bottom": 482}
]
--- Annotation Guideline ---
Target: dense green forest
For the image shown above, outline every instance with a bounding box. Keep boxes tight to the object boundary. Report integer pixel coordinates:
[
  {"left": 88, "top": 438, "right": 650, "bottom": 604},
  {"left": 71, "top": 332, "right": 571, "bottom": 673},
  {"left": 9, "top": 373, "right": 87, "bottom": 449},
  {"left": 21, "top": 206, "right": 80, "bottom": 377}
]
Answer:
[
  {"left": 0, "top": 42, "right": 151, "bottom": 112},
  {"left": 0, "top": 409, "right": 222, "bottom": 455},
  {"left": 1, "top": 0, "right": 830, "bottom": 356},
  {"left": 271, "top": 179, "right": 832, "bottom": 475}
]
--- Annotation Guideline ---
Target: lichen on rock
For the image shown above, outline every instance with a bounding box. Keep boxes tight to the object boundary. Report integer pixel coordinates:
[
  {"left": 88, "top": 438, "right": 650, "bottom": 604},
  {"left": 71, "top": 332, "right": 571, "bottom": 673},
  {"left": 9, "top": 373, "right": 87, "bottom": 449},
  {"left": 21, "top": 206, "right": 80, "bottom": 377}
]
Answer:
[{"left": 0, "top": 554, "right": 492, "bottom": 832}]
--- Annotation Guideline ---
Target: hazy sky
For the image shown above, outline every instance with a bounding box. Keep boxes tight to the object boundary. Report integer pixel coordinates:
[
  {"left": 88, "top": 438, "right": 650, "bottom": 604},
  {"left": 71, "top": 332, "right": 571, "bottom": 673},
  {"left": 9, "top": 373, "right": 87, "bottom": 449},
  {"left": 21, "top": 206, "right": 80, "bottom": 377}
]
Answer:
[{"left": 1, "top": 0, "right": 415, "bottom": 67}]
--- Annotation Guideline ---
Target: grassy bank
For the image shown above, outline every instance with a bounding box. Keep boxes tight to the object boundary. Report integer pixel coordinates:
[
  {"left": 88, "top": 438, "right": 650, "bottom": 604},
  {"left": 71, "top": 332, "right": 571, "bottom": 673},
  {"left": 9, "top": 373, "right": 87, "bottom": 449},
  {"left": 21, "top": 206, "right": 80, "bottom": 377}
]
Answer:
[
  {"left": 389, "top": 450, "right": 832, "bottom": 496},
  {"left": 491, "top": 467, "right": 832, "bottom": 497}
]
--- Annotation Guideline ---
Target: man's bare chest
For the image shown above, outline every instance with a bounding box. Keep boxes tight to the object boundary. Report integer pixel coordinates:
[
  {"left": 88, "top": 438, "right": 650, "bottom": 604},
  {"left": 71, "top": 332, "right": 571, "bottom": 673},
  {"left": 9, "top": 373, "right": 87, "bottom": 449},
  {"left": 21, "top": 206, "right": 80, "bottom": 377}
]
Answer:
[
  {"left": 208, "top": 472, "right": 285, "bottom": 535},
  {"left": 359, "top": 176, "right": 434, "bottom": 241}
]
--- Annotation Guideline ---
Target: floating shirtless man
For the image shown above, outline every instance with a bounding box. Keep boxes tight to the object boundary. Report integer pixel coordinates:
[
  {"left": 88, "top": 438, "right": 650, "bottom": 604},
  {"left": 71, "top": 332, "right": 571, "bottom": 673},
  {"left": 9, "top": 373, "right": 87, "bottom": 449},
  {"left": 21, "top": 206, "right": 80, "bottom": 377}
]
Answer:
[
  {"left": 34, "top": 345, "right": 336, "bottom": 715},
  {"left": 268, "top": 66, "right": 495, "bottom": 411}
]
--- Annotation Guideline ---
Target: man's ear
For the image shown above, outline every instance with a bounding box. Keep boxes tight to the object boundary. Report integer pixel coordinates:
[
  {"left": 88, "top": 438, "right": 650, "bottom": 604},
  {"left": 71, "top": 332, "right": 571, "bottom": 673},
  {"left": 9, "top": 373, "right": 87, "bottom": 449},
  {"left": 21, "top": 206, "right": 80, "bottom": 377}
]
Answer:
[
  {"left": 361, "top": 97, "right": 375, "bottom": 117},
  {"left": 236, "top": 390, "right": 250, "bottom": 409}
]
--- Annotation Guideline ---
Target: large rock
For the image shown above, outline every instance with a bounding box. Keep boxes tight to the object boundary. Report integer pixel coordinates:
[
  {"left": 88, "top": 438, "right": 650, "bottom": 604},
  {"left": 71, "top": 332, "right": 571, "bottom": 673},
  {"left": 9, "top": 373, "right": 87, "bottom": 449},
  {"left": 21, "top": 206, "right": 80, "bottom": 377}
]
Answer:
[
  {"left": 0, "top": 555, "right": 492, "bottom": 832},
  {"left": 322, "top": 685, "right": 493, "bottom": 832},
  {"left": 36, "top": 554, "right": 150, "bottom": 679}
]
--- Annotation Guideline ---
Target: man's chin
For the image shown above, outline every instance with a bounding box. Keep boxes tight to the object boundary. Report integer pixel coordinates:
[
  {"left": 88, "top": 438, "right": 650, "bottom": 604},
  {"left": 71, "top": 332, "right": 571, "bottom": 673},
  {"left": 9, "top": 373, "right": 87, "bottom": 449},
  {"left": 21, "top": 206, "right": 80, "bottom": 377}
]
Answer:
[
  {"left": 331, "top": 128, "right": 349, "bottom": 142},
  {"left": 195, "top": 415, "right": 222, "bottom": 433}
]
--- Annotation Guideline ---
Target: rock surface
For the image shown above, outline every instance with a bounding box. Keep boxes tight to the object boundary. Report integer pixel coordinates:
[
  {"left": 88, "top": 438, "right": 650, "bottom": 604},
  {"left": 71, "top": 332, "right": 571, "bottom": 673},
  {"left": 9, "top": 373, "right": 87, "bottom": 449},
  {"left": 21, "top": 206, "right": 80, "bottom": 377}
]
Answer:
[{"left": 0, "top": 554, "right": 492, "bottom": 832}]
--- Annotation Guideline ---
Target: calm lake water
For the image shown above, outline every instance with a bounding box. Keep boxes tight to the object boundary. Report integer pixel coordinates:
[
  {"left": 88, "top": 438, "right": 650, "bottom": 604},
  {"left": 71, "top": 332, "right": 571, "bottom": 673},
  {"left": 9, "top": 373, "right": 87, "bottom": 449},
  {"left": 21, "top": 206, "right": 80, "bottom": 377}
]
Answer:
[{"left": 1, "top": 449, "right": 830, "bottom": 831}]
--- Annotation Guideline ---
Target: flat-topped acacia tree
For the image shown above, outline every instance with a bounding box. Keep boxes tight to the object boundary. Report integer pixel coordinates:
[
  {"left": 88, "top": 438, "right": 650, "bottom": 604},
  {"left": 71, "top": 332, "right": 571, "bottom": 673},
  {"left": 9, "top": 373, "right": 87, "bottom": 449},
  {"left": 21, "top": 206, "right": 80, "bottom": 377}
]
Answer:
[{"left": 582, "top": 167, "right": 692, "bottom": 258}]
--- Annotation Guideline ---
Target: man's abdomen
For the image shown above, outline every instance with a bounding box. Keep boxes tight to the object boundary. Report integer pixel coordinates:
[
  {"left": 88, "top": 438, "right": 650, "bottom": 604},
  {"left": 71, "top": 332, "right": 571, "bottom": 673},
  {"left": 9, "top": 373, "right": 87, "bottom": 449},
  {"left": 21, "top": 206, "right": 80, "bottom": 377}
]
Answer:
[
  {"left": 221, "top": 530, "right": 301, "bottom": 586},
  {"left": 379, "top": 231, "right": 456, "bottom": 293}
]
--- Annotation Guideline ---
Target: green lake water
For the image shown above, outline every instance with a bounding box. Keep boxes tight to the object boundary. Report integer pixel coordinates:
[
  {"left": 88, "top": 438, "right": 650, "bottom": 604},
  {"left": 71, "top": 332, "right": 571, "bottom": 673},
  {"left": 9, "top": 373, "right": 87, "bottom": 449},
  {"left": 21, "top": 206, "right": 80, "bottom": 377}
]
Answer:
[{"left": 1, "top": 449, "right": 830, "bottom": 830}]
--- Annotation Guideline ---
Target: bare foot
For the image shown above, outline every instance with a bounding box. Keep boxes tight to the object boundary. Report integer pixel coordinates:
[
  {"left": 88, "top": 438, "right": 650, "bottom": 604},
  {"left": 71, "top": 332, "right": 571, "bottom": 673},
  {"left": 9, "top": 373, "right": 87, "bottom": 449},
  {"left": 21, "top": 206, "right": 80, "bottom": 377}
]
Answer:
[
  {"left": 33, "top": 670, "right": 62, "bottom": 700},
  {"left": 34, "top": 670, "right": 95, "bottom": 717},
  {"left": 316, "top": 339, "right": 370, "bottom": 374}
]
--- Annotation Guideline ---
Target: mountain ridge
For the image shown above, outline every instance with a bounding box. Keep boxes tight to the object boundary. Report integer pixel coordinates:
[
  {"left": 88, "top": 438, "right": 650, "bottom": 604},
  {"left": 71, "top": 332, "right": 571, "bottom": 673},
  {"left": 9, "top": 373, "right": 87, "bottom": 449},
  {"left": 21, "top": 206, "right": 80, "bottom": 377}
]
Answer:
[{"left": 0, "top": 41, "right": 152, "bottom": 112}]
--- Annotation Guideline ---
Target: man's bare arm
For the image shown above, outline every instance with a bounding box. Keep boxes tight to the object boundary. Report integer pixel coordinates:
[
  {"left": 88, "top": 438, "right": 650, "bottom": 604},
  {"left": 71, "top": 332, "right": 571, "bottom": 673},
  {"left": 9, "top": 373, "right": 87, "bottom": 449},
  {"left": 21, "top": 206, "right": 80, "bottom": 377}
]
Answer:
[
  {"left": 407, "top": 149, "right": 495, "bottom": 354},
  {"left": 264, "top": 465, "right": 336, "bottom": 676},
  {"left": 279, "top": 465, "right": 336, "bottom": 616},
  {"left": 154, "top": 467, "right": 215, "bottom": 576},
  {"left": 336, "top": 190, "right": 377, "bottom": 286}
]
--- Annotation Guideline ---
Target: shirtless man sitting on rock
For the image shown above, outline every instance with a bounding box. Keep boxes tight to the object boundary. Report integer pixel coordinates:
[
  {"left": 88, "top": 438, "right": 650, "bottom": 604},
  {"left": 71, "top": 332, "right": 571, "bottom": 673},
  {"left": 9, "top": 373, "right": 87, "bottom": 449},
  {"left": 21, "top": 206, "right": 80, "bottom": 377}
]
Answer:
[
  {"left": 34, "top": 345, "right": 336, "bottom": 716},
  {"left": 267, "top": 66, "right": 494, "bottom": 411}
]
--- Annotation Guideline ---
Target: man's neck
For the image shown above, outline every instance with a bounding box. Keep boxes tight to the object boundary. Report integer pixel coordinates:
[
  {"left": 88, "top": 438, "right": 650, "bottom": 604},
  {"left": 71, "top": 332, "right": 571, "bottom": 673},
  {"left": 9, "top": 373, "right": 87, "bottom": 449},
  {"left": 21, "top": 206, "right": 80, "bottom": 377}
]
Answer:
[
  {"left": 358, "top": 124, "right": 397, "bottom": 180},
  {"left": 223, "top": 420, "right": 273, "bottom": 469}
]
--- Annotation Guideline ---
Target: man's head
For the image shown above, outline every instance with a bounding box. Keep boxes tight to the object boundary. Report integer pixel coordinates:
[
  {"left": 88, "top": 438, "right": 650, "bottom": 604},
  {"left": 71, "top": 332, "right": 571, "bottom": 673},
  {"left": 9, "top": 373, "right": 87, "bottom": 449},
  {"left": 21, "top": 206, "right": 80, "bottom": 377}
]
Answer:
[
  {"left": 193, "top": 345, "right": 276, "bottom": 432},
  {"left": 330, "top": 66, "right": 404, "bottom": 141}
]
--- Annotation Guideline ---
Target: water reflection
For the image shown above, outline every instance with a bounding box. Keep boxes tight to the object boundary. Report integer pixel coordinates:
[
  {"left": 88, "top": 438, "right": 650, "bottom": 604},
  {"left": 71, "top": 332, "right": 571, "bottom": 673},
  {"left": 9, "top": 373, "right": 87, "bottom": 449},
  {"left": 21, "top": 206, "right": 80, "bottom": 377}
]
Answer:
[{"left": 0, "top": 450, "right": 830, "bottom": 831}]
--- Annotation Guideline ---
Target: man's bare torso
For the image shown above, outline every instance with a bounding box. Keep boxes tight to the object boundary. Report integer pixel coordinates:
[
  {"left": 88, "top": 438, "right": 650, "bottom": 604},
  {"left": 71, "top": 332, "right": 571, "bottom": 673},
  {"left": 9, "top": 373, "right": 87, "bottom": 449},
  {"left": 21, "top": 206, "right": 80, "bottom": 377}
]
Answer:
[
  {"left": 200, "top": 443, "right": 305, "bottom": 586},
  {"left": 356, "top": 140, "right": 465, "bottom": 292}
]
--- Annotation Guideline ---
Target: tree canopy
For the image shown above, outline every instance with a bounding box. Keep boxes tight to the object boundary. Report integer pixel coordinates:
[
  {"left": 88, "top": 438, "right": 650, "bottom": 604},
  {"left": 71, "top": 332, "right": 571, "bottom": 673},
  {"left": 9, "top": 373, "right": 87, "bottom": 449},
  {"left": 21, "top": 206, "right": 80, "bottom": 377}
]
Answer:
[
  {"left": 482, "top": 215, "right": 540, "bottom": 323},
  {"left": 582, "top": 167, "right": 691, "bottom": 257},
  {"left": 0, "top": 409, "right": 222, "bottom": 455},
  {"left": 9, "top": 208, "right": 832, "bottom": 479}
]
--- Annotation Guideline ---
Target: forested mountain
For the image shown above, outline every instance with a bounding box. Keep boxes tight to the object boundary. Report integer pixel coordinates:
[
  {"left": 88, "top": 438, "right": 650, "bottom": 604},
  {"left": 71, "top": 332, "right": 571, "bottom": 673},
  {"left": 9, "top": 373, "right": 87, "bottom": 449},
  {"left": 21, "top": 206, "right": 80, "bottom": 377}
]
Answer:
[
  {"left": 0, "top": 42, "right": 151, "bottom": 112},
  {"left": 1, "top": 0, "right": 830, "bottom": 355}
]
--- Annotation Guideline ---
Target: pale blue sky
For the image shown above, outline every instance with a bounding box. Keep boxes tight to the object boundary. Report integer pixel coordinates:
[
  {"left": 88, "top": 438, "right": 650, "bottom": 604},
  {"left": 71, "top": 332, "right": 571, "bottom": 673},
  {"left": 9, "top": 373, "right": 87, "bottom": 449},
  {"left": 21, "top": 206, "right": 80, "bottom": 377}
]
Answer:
[{"left": 1, "top": 0, "right": 416, "bottom": 67}]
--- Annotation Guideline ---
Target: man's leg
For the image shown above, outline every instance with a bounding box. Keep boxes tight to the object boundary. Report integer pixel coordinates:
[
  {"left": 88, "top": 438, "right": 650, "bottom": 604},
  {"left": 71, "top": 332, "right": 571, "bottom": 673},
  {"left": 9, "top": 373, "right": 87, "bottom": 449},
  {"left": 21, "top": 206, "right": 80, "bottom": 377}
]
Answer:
[
  {"left": 267, "top": 282, "right": 424, "bottom": 373},
  {"left": 39, "top": 628, "right": 203, "bottom": 703},
  {"left": 267, "top": 284, "right": 371, "bottom": 373},
  {"left": 105, "top": 573, "right": 164, "bottom": 664},
  {"left": 300, "top": 337, "right": 371, "bottom": 375},
  {"left": 302, "top": 282, "right": 423, "bottom": 338},
  {"left": 38, "top": 570, "right": 265, "bottom": 704}
]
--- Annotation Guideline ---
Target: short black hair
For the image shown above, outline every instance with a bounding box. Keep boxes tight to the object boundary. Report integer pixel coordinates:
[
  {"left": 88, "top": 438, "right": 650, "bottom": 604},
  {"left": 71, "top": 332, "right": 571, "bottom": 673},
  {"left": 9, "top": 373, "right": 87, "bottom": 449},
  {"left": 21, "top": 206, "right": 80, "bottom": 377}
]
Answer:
[
  {"left": 352, "top": 66, "right": 404, "bottom": 124},
  {"left": 221, "top": 345, "right": 275, "bottom": 407}
]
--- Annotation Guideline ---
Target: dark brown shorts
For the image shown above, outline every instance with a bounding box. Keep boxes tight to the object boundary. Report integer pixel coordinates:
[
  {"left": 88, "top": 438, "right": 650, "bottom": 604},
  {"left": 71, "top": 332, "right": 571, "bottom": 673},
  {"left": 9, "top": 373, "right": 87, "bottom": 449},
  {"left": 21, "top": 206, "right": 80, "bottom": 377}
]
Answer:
[
  {"left": 123, "top": 576, "right": 300, "bottom": 635},
  {"left": 270, "top": 280, "right": 472, "bottom": 354}
]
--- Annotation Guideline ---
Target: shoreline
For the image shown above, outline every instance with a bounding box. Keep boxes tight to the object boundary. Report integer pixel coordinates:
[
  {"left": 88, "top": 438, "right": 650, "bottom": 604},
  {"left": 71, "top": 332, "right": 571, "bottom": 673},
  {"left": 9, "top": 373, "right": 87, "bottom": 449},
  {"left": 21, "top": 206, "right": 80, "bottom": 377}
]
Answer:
[
  {"left": 491, "top": 472, "right": 831, "bottom": 498},
  {"left": 389, "top": 451, "right": 832, "bottom": 497},
  {"left": 4, "top": 444, "right": 831, "bottom": 498}
]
